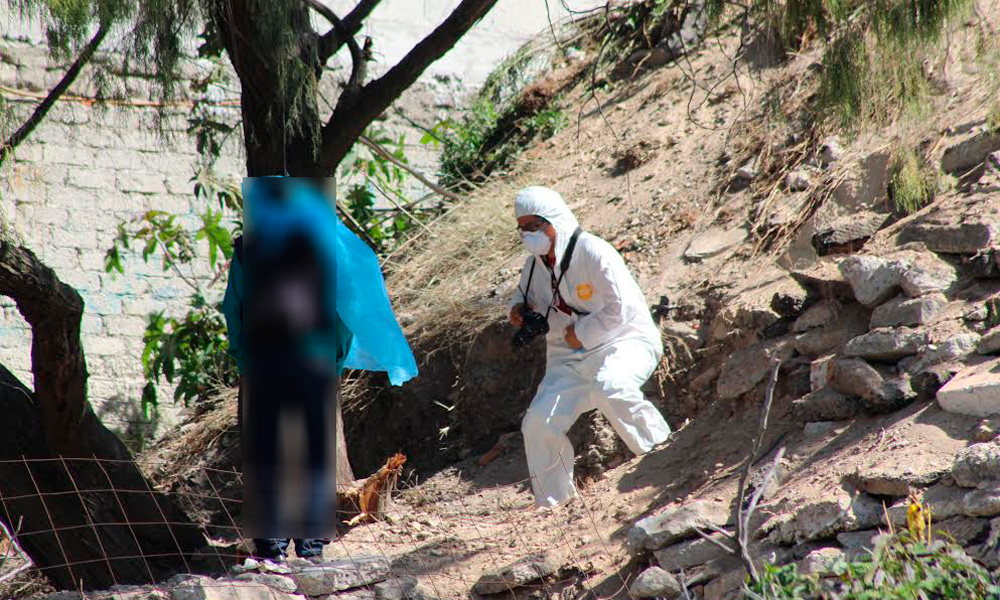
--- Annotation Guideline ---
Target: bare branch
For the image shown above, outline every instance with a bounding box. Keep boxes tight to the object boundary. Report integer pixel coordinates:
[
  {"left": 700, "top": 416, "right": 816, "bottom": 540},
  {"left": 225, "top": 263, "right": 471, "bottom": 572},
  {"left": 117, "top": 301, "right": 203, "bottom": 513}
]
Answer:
[
  {"left": 0, "top": 21, "right": 109, "bottom": 167},
  {"left": 358, "top": 135, "right": 462, "bottom": 202},
  {"left": 320, "top": 0, "right": 500, "bottom": 172},
  {"left": 692, "top": 527, "right": 736, "bottom": 554},
  {"left": 318, "top": 0, "right": 382, "bottom": 62},
  {"left": 734, "top": 358, "right": 782, "bottom": 585},
  {"left": 304, "top": 0, "right": 367, "bottom": 93}
]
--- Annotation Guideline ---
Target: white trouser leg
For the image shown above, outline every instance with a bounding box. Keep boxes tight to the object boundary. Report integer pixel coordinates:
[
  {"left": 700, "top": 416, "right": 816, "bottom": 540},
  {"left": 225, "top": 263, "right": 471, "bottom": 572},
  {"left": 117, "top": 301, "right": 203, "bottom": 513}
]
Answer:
[
  {"left": 590, "top": 339, "right": 671, "bottom": 455},
  {"left": 522, "top": 364, "right": 593, "bottom": 507}
]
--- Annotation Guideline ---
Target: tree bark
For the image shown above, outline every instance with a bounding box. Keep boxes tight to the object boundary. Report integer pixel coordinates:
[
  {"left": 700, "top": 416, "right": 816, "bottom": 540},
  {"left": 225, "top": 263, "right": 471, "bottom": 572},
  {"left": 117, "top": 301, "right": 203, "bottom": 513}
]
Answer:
[
  {"left": 210, "top": 0, "right": 356, "bottom": 485},
  {"left": 0, "top": 241, "right": 204, "bottom": 590},
  {"left": 320, "top": 0, "right": 500, "bottom": 171}
]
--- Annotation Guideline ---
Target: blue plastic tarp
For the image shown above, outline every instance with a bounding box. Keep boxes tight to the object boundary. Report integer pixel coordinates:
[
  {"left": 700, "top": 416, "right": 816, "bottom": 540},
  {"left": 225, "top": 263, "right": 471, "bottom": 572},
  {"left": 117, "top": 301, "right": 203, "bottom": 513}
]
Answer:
[{"left": 224, "top": 176, "right": 417, "bottom": 386}]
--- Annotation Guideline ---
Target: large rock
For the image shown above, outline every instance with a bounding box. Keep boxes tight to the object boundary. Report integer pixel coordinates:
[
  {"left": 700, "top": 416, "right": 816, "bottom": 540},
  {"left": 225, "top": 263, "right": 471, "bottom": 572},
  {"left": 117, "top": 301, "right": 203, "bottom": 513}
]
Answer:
[
  {"left": 811, "top": 212, "right": 889, "bottom": 256},
  {"left": 870, "top": 294, "right": 945, "bottom": 329},
  {"left": 836, "top": 529, "right": 888, "bottom": 558},
  {"left": 899, "top": 221, "right": 1000, "bottom": 255},
  {"left": 830, "top": 358, "right": 916, "bottom": 414},
  {"left": 764, "top": 493, "right": 883, "bottom": 546},
  {"left": 627, "top": 500, "right": 732, "bottom": 554},
  {"left": 790, "top": 388, "right": 858, "bottom": 422},
  {"left": 702, "top": 567, "right": 746, "bottom": 600},
  {"left": 290, "top": 556, "right": 390, "bottom": 596},
  {"left": 372, "top": 577, "right": 425, "bottom": 600},
  {"left": 791, "top": 258, "right": 853, "bottom": 298},
  {"left": 940, "top": 130, "right": 1000, "bottom": 174},
  {"left": 952, "top": 442, "right": 1000, "bottom": 488},
  {"left": 629, "top": 567, "right": 682, "bottom": 599},
  {"left": 883, "top": 482, "right": 966, "bottom": 527},
  {"left": 969, "top": 516, "right": 1000, "bottom": 569},
  {"left": 231, "top": 573, "right": 297, "bottom": 594},
  {"left": 792, "top": 304, "right": 870, "bottom": 357},
  {"left": 473, "top": 554, "right": 558, "bottom": 595},
  {"left": 904, "top": 333, "right": 981, "bottom": 374},
  {"left": 846, "top": 460, "right": 948, "bottom": 497},
  {"left": 797, "top": 547, "right": 846, "bottom": 575},
  {"left": 831, "top": 150, "right": 891, "bottom": 210},
  {"left": 900, "top": 254, "right": 959, "bottom": 297},
  {"left": 844, "top": 329, "right": 928, "bottom": 362},
  {"left": 793, "top": 300, "right": 838, "bottom": 332},
  {"left": 933, "top": 516, "right": 991, "bottom": 546},
  {"left": 839, "top": 256, "right": 911, "bottom": 306},
  {"left": 937, "top": 358, "right": 1000, "bottom": 417},
  {"left": 978, "top": 328, "right": 1000, "bottom": 355},
  {"left": 964, "top": 484, "right": 1000, "bottom": 517},
  {"left": 770, "top": 282, "right": 812, "bottom": 318},
  {"left": 171, "top": 581, "right": 300, "bottom": 600},
  {"left": 685, "top": 227, "right": 748, "bottom": 261},
  {"left": 653, "top": 534, "right": 731, "bottom": 572},
  {"left": 716, "top": 339, "right": 794, "bottom": 399}
]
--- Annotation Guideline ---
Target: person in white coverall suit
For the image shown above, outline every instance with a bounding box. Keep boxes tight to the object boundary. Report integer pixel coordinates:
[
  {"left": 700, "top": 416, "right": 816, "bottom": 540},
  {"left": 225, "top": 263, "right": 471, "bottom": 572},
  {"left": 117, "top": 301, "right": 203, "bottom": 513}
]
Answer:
[{"left": 509, "top": 186, "right": 671, "bottom": 507}]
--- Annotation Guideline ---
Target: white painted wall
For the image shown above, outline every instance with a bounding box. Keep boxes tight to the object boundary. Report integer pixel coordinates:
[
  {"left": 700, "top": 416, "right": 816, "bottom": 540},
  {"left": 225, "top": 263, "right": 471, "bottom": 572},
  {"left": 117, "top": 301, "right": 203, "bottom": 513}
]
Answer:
[{"left": 320, "top": 0, "right": 606, "bottom": 85}]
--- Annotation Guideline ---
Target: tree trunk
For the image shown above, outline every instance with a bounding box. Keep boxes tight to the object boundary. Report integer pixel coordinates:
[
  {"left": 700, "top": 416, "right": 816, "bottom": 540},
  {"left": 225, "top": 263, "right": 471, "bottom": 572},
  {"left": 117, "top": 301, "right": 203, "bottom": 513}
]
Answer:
[
  {"left": 0, "top": 241, "right": 204, "bottom": 591},
  {"left": 212, "top": 0, "right": 356, "bottom": 486}
]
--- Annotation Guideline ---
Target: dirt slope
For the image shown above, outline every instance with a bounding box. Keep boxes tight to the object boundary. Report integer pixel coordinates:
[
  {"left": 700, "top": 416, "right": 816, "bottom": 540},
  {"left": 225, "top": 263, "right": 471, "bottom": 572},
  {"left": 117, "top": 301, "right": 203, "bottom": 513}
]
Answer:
[{"left": 71, "top": 3, "right": 1000, "bottom": 600}]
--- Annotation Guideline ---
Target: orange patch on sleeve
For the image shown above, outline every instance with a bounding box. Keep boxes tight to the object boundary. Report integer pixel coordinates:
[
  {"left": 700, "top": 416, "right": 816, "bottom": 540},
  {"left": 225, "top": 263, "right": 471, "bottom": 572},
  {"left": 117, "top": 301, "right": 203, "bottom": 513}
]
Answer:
[{"left": 576, "top": 283, "right": 594, "bottom": 300}]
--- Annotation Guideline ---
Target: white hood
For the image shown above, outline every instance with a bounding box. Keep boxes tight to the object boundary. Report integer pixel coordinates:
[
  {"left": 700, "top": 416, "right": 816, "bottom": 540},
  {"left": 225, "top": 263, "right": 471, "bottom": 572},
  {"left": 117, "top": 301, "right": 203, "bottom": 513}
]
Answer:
[{"left": 514, "top": 186, "right": 580, "bottom": 264}]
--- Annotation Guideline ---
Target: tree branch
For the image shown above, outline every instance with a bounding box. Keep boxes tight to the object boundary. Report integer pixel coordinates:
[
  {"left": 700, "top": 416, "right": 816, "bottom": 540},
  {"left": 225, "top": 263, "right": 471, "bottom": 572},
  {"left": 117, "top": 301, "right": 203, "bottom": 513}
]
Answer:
[
  {"left": 320, "top": 0, "right": 500, "bottom": 172},
  {"left": 304, "top": 0, "right": 367, "bottom": 94},
  {"left": 0, "top": 22, "right": 110, "bottom": 167},
  {"left": 358, "top": 135, "right": 462, "bottom": 202},
  {"left": 318, "top": 0, "right": 382, "bottom": 62},
  {"left": 734, "top": 359, "right": 781, "bottom": 585}
]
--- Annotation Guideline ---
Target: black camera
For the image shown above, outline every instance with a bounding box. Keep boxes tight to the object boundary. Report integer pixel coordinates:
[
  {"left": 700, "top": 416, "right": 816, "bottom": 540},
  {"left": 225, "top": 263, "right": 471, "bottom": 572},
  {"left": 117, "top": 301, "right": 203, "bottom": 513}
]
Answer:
[{"left": 513, "top": 308, "right": 549, "bottom": 348}]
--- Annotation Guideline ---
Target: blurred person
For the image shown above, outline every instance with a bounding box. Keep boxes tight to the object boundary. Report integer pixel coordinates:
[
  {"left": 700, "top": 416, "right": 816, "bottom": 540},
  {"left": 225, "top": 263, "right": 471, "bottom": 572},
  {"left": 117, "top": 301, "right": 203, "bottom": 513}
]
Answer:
[
  {"left": 508, "top": 186, "right": 670, "bottom": 507},
  {"left": 222, "top": 176, "right": 417, "bottom": 561}
]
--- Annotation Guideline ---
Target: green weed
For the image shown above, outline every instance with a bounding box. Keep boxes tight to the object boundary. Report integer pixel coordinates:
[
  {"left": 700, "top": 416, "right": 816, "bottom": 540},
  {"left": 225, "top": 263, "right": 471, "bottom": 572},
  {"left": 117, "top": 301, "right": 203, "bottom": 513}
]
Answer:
[{"left": 889, "top": 148, "right": 937, "bottom": 215}]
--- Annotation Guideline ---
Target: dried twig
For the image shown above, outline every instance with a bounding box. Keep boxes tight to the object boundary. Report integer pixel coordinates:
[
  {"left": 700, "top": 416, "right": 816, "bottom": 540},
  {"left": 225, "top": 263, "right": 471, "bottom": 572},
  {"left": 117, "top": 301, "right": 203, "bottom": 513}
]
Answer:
[
  {"left": 358, "top": 135, "right": 463, "bottom": 202},
  {"left": 692, "top": 526, "right": 736, "bottom": 554},
  {"left": 0, "top": 517, "right": 33, "bottom": 584},
  {"left": 733, "top": 358, "right": 781, "bottom": 584}
]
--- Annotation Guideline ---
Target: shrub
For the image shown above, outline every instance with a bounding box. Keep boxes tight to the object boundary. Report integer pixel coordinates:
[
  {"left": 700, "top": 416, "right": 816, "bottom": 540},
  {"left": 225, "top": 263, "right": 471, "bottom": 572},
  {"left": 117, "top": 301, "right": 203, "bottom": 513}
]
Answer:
[
  {"left": 889, "top": 148, "right": 937, "bottom": 216},
  {"left": 747, "top": 498, "right": 1000, "bottom": 599}
]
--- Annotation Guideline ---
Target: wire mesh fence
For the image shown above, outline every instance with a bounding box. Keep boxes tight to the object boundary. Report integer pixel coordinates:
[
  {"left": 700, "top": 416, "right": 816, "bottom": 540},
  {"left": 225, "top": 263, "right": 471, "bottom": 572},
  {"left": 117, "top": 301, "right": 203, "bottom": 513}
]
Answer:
[{"left": 0, "top": 455, "right": 640, "bottom": 600}]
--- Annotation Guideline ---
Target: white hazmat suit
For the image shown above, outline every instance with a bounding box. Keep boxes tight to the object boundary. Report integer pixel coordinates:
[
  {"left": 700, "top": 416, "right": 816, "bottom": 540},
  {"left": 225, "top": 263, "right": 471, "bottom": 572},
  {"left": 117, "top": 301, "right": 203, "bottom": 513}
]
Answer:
[{"left": 510, "top": 186, "right": 671, "bottom": 507}]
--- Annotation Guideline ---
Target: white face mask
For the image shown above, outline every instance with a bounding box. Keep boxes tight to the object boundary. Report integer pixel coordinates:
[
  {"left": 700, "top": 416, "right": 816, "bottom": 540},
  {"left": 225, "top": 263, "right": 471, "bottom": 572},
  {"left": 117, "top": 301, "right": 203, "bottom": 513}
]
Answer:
[{"left": 521, "top": 230, "right": 552, "bottom": 256}]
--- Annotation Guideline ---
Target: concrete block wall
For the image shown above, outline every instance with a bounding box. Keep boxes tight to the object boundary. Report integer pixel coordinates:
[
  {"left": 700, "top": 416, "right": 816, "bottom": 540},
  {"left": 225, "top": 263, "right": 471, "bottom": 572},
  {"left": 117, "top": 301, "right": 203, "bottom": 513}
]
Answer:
[{"left": 0, "top": 39, "right": 246, "bottom": 442}]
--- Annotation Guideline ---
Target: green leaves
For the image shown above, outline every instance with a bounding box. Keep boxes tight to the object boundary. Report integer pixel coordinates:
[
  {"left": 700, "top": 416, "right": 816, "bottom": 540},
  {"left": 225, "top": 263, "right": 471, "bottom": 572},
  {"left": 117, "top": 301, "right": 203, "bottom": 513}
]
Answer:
[
  {"left": 747, "top": 533, "right": 998, "bottom": 600},
  {"left": 140, "top": 296, "right": 236, "bottom": 410},
  {"left": 339, "top": 125, "right": 429, "bottom": 254}
]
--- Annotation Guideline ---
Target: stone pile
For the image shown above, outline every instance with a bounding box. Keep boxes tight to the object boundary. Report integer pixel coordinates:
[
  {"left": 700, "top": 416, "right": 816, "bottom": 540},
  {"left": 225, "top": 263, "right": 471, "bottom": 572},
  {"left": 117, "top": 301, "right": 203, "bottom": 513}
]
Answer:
[
  {"left": 36, "top": 556, "right": 430, "bottom": 600},
  {"left": 626, "top": 137, "right": 1000, "bottom": 598}
]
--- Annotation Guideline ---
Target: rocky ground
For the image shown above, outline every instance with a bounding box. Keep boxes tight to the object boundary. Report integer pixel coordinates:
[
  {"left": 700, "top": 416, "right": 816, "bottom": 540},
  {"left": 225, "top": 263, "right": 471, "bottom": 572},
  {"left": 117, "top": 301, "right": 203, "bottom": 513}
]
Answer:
[{"left": 14, "top": 1, "right": 1000, "bottom": 599}]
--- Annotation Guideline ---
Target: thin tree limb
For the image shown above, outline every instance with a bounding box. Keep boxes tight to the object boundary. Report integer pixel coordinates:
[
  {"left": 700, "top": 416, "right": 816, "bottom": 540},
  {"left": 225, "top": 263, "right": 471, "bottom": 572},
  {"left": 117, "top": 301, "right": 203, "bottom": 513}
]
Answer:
[
  {"left": 0, "top": 22, "right": 110, "bottom": 167},
  {"left": 335, "top": 203, "right": 379, "bottom": 249},
  {"left": 692, "top": 527, "right": 736, "bottom": 554},
  {"left": 358, "top": 135, "right": 462, "bottom": 202},
  {"left": 733, "top": 358, "right": 781, "bottom": 585},
  {"left": 318, "top": 0, "right": 382, "bottom": 62},
  {"left": 320, "top": 0, "right": 500, "bottom": 172},
  {"left": 363, "top": 175, "right": 435, "bottom": 235},
  {"left": 304, "top": 0, "right": 366, "bottom": 94}
]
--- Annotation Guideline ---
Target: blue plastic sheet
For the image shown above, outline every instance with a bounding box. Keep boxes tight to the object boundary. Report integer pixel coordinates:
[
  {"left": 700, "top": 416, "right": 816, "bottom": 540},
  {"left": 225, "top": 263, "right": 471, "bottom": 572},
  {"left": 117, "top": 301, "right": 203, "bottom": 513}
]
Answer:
[{"left": 232, "top": 176, "right": 418, "bottom": 386}]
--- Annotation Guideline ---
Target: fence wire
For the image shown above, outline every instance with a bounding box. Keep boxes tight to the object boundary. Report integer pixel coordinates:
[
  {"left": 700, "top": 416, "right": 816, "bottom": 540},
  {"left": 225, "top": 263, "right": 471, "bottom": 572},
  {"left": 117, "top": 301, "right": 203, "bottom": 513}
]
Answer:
[{"left": 0, "top": 454, "right": 641, "bottom": 600}]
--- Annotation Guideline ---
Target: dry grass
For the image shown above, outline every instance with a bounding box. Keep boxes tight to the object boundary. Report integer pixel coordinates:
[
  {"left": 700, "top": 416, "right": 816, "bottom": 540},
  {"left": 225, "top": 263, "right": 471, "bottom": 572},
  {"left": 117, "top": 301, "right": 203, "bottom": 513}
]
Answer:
[
  {"left": 383, "top": 176, "right": 533, "bottom": 346},
  {"left": 139, "top": 387, "right": 237, "bottom": 484}
]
